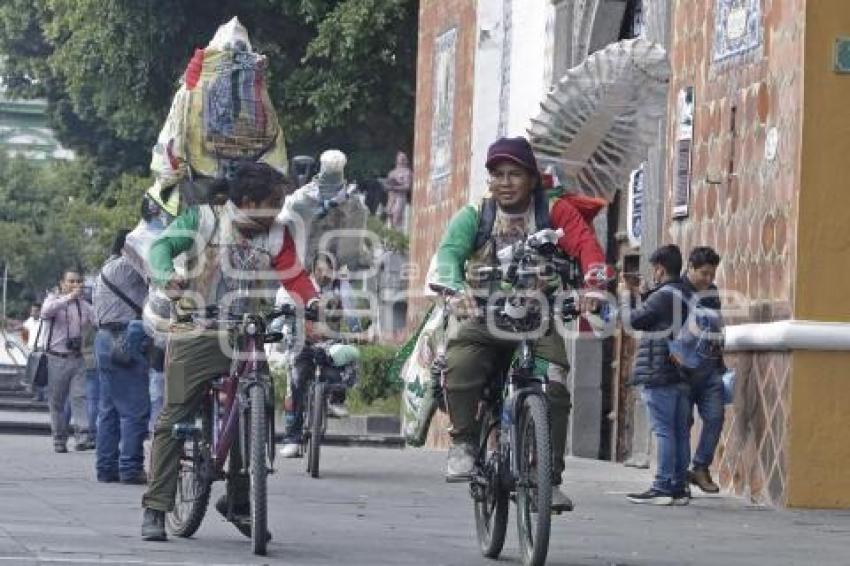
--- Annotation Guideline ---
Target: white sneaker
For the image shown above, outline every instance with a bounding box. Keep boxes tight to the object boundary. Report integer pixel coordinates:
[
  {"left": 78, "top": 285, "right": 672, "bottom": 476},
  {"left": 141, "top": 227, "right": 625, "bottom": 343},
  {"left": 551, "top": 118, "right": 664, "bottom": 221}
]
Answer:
[
  {"left": 327, "top": 403, "right": 349, "bottom": 418},
  {"left": 279, "top": 443, "right": 302, "bottom": 458},
  {"left": 445, "top": 443, "right": 475, "bottom": 482}
]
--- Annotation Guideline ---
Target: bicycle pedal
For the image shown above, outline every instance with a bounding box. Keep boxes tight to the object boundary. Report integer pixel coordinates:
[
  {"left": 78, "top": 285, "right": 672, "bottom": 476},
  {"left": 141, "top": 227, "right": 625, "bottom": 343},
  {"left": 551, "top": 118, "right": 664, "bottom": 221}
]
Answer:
[{"left": 171, "top": 422, "right": 202, "bottom": 440}]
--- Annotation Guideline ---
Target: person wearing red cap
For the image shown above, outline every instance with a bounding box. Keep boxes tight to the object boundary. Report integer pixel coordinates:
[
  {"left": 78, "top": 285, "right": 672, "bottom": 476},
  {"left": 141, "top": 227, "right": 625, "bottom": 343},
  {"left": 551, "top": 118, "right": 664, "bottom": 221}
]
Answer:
[{"left": 430, "top": 136, "right": 611, "bottom": 513}]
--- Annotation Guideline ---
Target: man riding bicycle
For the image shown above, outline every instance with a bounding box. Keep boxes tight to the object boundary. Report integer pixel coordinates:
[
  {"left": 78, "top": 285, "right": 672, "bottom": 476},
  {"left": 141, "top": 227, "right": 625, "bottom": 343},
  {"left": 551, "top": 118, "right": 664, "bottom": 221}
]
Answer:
[
  {"left": 141, "top": 163, "right": 318, "bottom": 541},
  {"left": 431, "top": 136, "right": 610, "bottom": 513},
  {"left": 280, "top": 251, "right": 353, "bottom": 458}
]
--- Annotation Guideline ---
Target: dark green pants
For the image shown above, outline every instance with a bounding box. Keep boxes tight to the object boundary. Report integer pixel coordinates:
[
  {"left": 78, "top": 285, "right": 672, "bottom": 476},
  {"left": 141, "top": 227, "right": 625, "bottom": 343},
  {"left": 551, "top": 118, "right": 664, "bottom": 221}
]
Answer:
[
  {"left": 444, "top": 318, "right": 572, "bottom": 482},
  {"left": 142, "top": 331, "right": 248, "bottom": 512}
]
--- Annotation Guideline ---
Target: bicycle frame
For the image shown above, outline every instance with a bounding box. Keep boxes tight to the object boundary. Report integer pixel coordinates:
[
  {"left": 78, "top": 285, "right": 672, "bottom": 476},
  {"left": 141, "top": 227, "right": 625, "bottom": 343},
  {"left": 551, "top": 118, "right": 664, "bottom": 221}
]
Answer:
[
  {"left": 477, "top": 336, "right": 550, "bottom": 492},
  {"left": 205, "top": 315, "right": 274, "bottom": 474}
]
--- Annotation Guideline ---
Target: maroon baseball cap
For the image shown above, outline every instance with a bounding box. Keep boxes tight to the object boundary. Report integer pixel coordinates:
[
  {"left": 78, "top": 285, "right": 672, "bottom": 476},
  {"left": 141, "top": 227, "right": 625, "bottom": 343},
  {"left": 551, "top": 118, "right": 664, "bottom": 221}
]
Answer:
[{"left": 485, "top": 136, "right": 540, "bottom": 175}]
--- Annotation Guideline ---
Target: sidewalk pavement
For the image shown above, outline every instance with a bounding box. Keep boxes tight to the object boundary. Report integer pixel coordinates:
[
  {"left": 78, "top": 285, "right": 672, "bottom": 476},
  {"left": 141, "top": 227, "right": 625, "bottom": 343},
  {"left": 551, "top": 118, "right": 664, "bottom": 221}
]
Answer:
[{"left": 0, "top": 434, "right": 848, "bottom": 565}]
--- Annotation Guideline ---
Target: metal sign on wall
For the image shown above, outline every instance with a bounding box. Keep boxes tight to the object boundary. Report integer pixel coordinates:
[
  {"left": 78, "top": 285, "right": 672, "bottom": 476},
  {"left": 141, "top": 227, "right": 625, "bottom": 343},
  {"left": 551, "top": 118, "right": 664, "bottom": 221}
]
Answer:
[
  {"left": 713, "top": 0, "right": 762, "bottom": 63},
  {"left": 672, "top": 87, "right": 694, "bottom": 219},
  {"left": 627, "top": 163, "right": 645, "bottom": 248},
  {"left": 430, "top": 28, "right": 457, "bottom": 182}
]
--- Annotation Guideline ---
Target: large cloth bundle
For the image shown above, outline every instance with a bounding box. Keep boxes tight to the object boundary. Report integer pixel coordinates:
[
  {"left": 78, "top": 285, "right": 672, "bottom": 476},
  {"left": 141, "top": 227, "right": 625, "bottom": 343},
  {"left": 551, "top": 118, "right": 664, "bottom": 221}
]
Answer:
[{"left": 148, "top": 17, "right": 288, "bottom": 210}]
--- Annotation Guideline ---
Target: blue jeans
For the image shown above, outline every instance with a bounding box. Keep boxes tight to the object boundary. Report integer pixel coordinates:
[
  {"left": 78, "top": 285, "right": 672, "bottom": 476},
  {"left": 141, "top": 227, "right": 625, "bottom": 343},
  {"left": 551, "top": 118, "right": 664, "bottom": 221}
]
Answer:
[
  {"left": 282, "top": 346, "right": 315, "bottom": 444},
  {"left": 86, "top": 369, "right": 99, "bottom": 440},
  {"left": 95, "top": 329, "right": 151, "bottom": 481},
  {"left": 690, "top": 372, "right": 725, "bottom": 469},
  {"left": 148, "top": 369, "right": 165, "bottom": 434},
  {"left": 642, "top": 383, "right": 691, "bottom": 494}
]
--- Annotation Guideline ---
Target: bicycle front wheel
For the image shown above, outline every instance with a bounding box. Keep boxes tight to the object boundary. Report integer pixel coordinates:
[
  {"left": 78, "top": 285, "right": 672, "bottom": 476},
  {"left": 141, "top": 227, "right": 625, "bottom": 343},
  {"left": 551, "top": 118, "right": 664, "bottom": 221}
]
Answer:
[
  {"left": 515, "top": 395, "right": 552, "bottom": 566},
  {"left": 473, "top": 410, "right": 508, "bottom": 558},
  {"left": 307, "top": 381, "right": 325, "bottom": 478},
  {"left": 249, "top": 384, "right": 269, "bottom": 556},
  {"left": 167, "top": 412, "right": 212, "bottom": 538}
]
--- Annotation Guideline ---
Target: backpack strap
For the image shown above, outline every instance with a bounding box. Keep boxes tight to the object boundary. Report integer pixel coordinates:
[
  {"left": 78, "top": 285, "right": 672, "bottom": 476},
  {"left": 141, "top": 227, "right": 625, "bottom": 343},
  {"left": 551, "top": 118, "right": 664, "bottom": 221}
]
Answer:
[
  {"left": 473, "top": 197, "right": 497, "bottom": 252},
  {"left": 533, "top": 189, "right": 550, "bottom": 230},
  {"left": 473, "top": 190, "right": 551, "bottom": 252},
  {"left": 100, "top": 270, "right": 143, "bottom": 319}
]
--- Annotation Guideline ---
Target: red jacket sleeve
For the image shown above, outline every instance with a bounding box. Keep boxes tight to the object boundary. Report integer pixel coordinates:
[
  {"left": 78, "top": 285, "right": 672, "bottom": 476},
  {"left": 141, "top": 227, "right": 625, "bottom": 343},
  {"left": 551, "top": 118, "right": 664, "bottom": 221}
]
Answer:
[
  {"left": 272, "top": 231, "right": 318, "bottom": 305},
  {"left": 550, "top": 197, "right": 606, "bottom": 273}
]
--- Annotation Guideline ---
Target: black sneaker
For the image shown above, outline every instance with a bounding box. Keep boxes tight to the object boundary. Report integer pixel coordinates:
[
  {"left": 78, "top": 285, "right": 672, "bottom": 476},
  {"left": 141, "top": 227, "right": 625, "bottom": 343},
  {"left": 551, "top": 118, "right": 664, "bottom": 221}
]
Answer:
[
  {"left": 120, "top": 471, "right": 148, "bottom": 485},
  {"left": 74, "top": 439, "right": 95, "bottom": 451},
  {"left": 672, "top": 488, "right": 691, "bottom": 506},
  {"left": 141, "top": 508, "right": 167, "bottom": 541},
  {"left": 214, "top": 495, "right": 272, "bottom": 542},
  {"left": 626, "top": 488, "right": 674, "bottom": 505}
]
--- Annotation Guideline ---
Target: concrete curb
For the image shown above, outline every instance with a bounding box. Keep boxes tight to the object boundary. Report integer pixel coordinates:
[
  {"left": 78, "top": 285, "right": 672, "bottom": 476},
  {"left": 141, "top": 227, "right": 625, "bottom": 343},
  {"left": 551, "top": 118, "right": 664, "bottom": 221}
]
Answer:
[
  {"left": 0, "top": 399, "right": 48, "bottom": 412},
  {"left": 0, "top": 420, "right": 405, "bottom": 448}
]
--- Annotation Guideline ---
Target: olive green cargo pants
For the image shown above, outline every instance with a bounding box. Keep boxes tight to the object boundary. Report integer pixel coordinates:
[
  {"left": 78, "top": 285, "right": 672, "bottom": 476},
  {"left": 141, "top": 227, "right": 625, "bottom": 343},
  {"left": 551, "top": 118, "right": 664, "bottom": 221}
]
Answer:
[
  {"left": 142, "top": 331, "right": 249, "bottom": 512},
  {"left": 444, "top": 318, "right": 572, "bottom": 483}
]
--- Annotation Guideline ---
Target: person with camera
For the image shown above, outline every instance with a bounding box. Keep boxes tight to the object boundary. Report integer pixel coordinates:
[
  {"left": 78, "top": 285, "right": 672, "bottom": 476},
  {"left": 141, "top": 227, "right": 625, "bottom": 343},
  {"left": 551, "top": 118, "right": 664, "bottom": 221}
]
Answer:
[
  {"left": 93, "top": 230, "right": 151, "bottom": 484},
  {"left": 40, "top": 270, "right": 96, "bottom": 453}
]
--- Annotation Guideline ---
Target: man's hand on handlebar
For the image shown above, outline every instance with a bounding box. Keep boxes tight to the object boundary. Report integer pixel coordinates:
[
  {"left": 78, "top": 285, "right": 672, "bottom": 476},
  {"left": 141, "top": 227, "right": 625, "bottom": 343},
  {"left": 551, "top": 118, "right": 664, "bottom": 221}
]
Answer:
[{"left": 163, "top": 274, "right": 188, "bottom": 300}]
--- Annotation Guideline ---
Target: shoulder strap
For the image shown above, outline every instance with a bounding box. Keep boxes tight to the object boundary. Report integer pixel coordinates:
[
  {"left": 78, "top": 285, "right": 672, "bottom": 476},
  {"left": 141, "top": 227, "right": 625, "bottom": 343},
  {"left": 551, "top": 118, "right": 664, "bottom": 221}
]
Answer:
[
  {"left": 473, "top": 197, "right": 497, "bottom": 252},
  {"left": 101, "top": 272, "right": 142, "bottom": 317},
  {"left": 474, "top": 192, "right": 551, "bottom": 252},
  {"left": 43, "top": 318, "right": 54, "bottom": 353},
  {"left": 33, "top": 318, "right": 48, "bottom": 352},
  {"left": 533, "top": 190, "right": 550, "bottom": 230}
]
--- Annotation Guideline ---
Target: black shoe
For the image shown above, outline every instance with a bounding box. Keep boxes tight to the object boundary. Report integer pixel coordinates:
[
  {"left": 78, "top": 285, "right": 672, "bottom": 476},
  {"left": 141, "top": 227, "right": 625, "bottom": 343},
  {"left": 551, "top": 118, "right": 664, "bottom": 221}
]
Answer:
[
  {"left": 121, "top": 471, "right": 148, "bottom": 485},
  {"left": 214, "top": 495, "right": 272, "bottom": 542},
  {"left": 74, "top": 439, "right": 95, "bottom": 451},
  {"left": 54, "top": 443, "right": 68, "bottom": 454},
  {"left": 141, "top": 508, "right": 167, "bottom": 541},
  {"left": 626, "top": 488, "right": 674, "bottom": 505},
  {"left": 97, "top": 474, "right": 120, "bottom": 483},
  {"left": 672, "top": 488, "right": 691, "bottom": 506}
]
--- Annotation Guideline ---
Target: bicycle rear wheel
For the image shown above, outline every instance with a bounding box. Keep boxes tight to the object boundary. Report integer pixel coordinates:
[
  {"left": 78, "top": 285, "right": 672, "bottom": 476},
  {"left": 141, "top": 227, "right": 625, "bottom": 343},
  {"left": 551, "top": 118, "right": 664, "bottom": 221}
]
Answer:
[
  {"left": 515, "top": 395, "right": 552, "bottom": 566},
  {"left": 473, "top": 410, "right": 508, "bottom": 558},
  {"left": 307, "top": 381, "right": 325, "bottom": 478},
  {"left": 249, "top": 385, "right": 269, "bottom": 556},
  {"left": 167, "top": 412, "right": 212, "bottom": 537}
]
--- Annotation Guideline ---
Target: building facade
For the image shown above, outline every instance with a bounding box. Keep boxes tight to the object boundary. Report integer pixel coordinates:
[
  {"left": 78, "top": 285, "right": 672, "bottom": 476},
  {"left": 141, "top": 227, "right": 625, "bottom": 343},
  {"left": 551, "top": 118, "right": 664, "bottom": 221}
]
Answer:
[
  {"left": 410, "top": 0, "right": 850, "bottom": 508},
  {"left": 0, "top": 95, "right": 73, "bottom": 161}
]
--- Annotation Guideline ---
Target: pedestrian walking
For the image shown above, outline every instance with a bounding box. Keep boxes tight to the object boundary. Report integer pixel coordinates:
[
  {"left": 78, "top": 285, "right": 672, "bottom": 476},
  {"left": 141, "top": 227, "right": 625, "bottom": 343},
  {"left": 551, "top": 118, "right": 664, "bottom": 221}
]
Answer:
[{"left": 681, "top": 246, "right": 725, "bottom": 494}]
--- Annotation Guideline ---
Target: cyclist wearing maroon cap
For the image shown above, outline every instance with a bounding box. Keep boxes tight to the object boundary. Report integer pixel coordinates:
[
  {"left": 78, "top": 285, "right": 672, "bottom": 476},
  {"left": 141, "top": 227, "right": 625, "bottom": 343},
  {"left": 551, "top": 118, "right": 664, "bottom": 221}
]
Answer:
[{"left": 430, "top": 136, "right": 612, "bottom": 512}]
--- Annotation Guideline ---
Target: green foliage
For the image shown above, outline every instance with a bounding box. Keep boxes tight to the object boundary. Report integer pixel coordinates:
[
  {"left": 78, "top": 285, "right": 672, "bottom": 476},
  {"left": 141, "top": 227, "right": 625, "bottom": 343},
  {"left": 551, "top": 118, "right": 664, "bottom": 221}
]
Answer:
[
  {"left": 0, "top": 0, "right": 417, "bottom": 179},
  {"left": 0, "top": 155, "right": 140, "bottom": 317},
  {"left": 345, "top": 389, "right": 400, "bottom": 416},
  {"left": 366, "top": 215, "right": 408, "bottom": 253},
  {"left": 353, "top": 343, "right": 401, "bottom": 404}
]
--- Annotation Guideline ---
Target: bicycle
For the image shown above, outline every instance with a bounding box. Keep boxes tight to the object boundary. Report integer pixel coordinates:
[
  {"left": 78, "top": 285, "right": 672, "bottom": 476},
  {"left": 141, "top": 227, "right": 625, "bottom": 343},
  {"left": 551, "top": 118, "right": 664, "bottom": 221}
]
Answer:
[
  {"left": 277, "top": 307, "right": 359, "bottom": 478},
  {"left": 436, "top": 228, "right": 581, "bottom": 566},
  {"left": 165, "top": 304, "right": 289, "bottom": 556}
]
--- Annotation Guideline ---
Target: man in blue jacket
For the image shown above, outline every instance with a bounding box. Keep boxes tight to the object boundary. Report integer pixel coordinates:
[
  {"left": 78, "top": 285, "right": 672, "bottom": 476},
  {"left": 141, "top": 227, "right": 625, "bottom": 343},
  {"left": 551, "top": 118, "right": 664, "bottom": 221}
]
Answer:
[
  {"left": 681, "top": 246, "right": 724, "bottom": 494},
  {"left": 619, "top": 244, "right": 691, "bottom": 505}
]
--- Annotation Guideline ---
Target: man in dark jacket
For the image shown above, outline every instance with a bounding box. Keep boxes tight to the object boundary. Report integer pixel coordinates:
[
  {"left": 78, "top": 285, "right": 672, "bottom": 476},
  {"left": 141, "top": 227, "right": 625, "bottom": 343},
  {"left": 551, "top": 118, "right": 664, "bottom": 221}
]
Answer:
[
  {"left": 619, "top": 244, "right": 691, "bottom": 505},
  {"left": 682, "top": 246, "right": 724, "bottom": 494}
]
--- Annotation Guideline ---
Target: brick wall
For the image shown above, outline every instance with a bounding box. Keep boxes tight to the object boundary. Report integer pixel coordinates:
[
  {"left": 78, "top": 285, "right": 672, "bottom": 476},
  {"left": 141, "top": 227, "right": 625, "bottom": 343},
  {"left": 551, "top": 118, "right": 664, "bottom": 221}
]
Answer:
[
  {"left": 666, "top": 0, "right": 804, "bottom": 505},
  {"left": 409, "top": 0, "right": 478, "bottom": 324}
]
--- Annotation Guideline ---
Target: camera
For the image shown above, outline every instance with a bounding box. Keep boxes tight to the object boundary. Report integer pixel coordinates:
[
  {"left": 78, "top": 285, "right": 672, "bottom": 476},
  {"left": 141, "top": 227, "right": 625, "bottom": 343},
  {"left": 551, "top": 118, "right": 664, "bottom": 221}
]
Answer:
[{"left": 66, "top": 336, "right": 82, "bottom": 352}]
